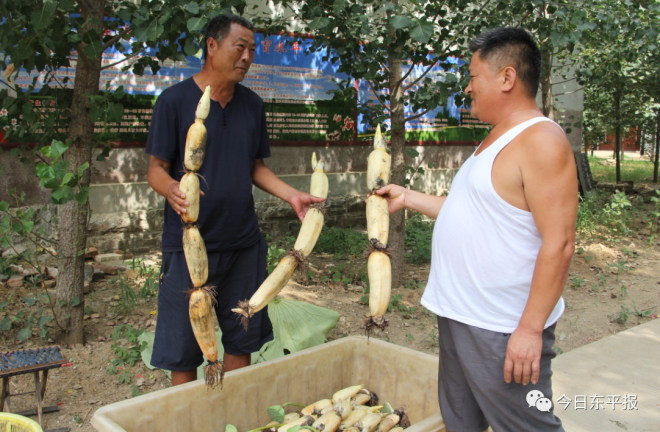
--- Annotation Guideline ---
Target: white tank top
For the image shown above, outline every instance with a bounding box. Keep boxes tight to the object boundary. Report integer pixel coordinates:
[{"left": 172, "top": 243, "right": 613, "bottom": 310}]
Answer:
[{"left": 421, "top": 117, "right": 565, "bottom": 333}]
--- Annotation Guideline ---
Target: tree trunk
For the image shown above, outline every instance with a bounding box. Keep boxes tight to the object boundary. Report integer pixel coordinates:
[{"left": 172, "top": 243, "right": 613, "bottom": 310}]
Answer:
[
  {"left": 614, "top": 86, "right": 621, "bottom": 183},
  {"left": 55, "top": 0, "right": 104, "bottom": 346},
  {"left": 540, "top": 50, "right": 554, "bottom": 119},
  {"left": 388, "top": 57, "right": 406, "bottom": 289},
  {"left": 654, "top": 112, "right": 659, "bottom": 183},
  {"left": 384, "top": 2, "right": 406, "bottom": 289}
]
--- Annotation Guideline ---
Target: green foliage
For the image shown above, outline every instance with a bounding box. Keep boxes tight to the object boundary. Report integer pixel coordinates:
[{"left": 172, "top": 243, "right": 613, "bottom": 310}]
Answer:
[
  {"left": 404, "top": 279, "right": 425, "bottom": 290},
  {"left": 577, "top": 0, "right": 657, "bottom": 167},
  {"left": 0, "top": 290, "right": 53, "bottom": 342},
  {"left": 648, "top": 190, "right": 660, "bottom": 244},
  {"left": 0, "top": 190, "right": 55, "bottom": 276},
  {"left": 139, "top": 273, "right": 159, "bottom": 299},
  {"left": 404, "top": 213, "right": 433, "bottom": 264},
  {"left": 111, "top": 276, "right": 138, "bottom": 314},
  {"left": 317, "top": 262, "right": 360, "bottom": 286},
  {"left": 128, "top": 257, "right": 160, "bottom": 298},
  {"left": 603, "top": 191, "right": 633, "bottom": 234},
  {"left": 35, "top": 140, "right": 90, "bottom": 204},
  {"left": 266, "top": 234, "right": 295, "bottom": 273},
  {"left": 614, "top": 305, "right": 631, "bottom": 325},
  {"left": 387, "top": 293, "right": 416, "bottom": 314},
  {"left": 577, "top": 190, "right": 632, "bottom": 237},
  {"left": 109, "top": 324, "right": 146, "bottom": 369},
  {"left": 568, "top": 276, "right": 586, "bottom": 290},
  {"left": 315, "top": 226, "right": 367, "bottom": 258}
]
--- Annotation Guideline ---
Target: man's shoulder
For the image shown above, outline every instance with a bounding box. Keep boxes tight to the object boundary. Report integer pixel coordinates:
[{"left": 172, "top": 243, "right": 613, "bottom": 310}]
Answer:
[
  {"left": 235, "top": 83, "right": 264, "bottom": 105},
  {"left": 157, "top": 78, "right": 197, "bottom": 101},
  {"left": 521, "top": 119, "right": 569, "bottom": 149},
  {"left": 513, "top": 119, "right": 574, "bottom": 174},
  {"left": 505, "top": 117, "right": 566, "bottom": 147}
]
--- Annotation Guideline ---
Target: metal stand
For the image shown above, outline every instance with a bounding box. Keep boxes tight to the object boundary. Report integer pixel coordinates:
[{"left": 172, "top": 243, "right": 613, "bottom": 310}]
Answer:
[{"left": 0, "top": 347, "right": 71, "bottom": 432}]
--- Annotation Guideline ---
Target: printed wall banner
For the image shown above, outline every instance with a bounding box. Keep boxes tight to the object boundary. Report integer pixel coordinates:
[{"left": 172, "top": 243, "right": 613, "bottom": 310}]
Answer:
[{"left": 2, "top": 33, "right": 485, "bottom": 146}]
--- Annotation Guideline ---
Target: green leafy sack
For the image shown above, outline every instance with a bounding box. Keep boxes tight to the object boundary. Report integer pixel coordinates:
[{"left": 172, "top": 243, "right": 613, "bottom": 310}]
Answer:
[{"left": 139, "top": 297, "right": 340, "bottom": 373}]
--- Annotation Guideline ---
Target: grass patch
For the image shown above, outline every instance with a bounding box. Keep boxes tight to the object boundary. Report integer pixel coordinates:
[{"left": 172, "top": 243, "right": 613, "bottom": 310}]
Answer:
[{"left": 588, "top": 155, "right": 655, "bottom": 184}]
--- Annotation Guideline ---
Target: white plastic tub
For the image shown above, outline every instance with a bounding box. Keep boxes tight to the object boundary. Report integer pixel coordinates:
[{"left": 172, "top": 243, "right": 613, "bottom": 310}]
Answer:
[{"left": 91, "top": 336, "right": 444, "bottom": 431}]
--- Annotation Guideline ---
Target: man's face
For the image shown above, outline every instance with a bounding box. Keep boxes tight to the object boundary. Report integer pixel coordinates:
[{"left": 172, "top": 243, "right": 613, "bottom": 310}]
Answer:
[
  {"left": 464, "top": 51, "right": 499, "bottom": 122},
  {"left": 207, "top": 23, "right": 255, "bottom": 83}
]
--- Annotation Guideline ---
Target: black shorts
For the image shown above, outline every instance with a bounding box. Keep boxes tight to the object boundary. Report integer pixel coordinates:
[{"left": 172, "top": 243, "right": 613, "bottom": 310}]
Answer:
[{"left": 151, "top": 235, "right": 273, "bottom": 372}]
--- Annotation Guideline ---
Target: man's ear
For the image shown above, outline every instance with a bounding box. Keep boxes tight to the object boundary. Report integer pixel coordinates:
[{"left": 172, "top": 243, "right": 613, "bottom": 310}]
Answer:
[
  {"left": 206, "top": 37, "right": 217, "bottom": 55},
  {"left": 501, "top": 66, "right": 517, "bottom": 92}
]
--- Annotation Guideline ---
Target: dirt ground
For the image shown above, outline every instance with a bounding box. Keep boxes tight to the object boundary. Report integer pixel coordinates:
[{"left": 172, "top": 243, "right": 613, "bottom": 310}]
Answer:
[{"left": 1, "top": 233, "right": 658, "bottom": 432}]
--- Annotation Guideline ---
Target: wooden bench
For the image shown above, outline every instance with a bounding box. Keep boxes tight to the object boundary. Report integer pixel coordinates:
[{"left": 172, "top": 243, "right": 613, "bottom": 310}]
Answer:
[{"left": 1, "top": 346, "right": 71, "bottom": 431}]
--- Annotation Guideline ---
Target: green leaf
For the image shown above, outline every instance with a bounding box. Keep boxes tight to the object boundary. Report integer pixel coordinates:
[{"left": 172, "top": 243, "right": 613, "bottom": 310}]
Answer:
[
  {"left": 332, "top": 0, "right": 348, "bottom": 14},
  {"left": 31, "top": 0, "right": 57, "bottom": 30},
  {"left": 224, "top": 426, "right": 238, "bottom": 432},
  {"left": 38, "top": 315, "right": 53, "bottom": 327},
  {"left": 18, "top": 322, "right": 33, "bottom": 341},
  {"left": 84, "top": 37, "right": 104, "bottom": 60},
  {"left": 0, "top": 316, "right": 12, "bottom": 331},
  {"left": 309, "top": 17, "right": 331, "bottom": 30},
  {"left": 267, "top": 405, "right": 285, "bottom": 423},
  {"left": 21, "top": 220, "right": 34, "bottom": 233},
  {"left": 252, "top": 298, "right": 340, "bottom": 363},
  {"left": 183, "top": 37, "right": 200, "bottom": 57},
  {"left": 409, "top": 21, "right": 434, "bottom": 44},
  {"left": 61, "top": 172, "right": 75, "bottom": 187},
  {"left": 35, "top": 164, "right": 56, "bottom": 186},
  {"left": 48, "top": 140, "right": 69, "bottom": 159},
  {"left": 0, "top": 201, "right": 9, "bottom": 212},
  {"left": 187, "top": 17, "right": 206, "bottom": 33},
  {"left": 77, "top": 162, "right": 90, "bottom": 177},
  {"left": 390, "top": 15, "right": 412, "bottom": 30},
  {"left": 184, "top": 2, "right": 200, "bottom": 14},
  {"left": 23, "top": 296, "right": 38, "bottom": 306},
  {"left": 51, "top": 186, "right": 73, "bottom": 203},
  {"left": 74, "top": 187, "right": 90, "bottom": 204}
]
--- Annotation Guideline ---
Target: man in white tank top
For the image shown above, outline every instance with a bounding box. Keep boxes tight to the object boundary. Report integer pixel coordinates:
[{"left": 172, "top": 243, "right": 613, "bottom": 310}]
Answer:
[{"left": 375, "top": 28, "right": 577, "bottom": 431}]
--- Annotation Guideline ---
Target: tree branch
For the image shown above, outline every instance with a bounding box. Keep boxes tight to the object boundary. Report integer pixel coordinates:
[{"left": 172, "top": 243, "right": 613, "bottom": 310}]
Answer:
[
  {"left": 405, "top": 106, "right": 434, "bottom": 123},
  {"left": 553, "top": 87, "right": 584, "bottom": 96},
  {"left": 102, "top": 27, "right": 132, "bottom": 51},
  {"left": 366, "top": 80, "right": 391, "bottom": 115},
  {"left": 100, "top": 49, "right": 148, "bottom": 71},
  {"left": 402, "top": 59, "right": 439, "bottom": 93},
  {"left": 551, "top": 76, "right": 579, "bottom": 86}
]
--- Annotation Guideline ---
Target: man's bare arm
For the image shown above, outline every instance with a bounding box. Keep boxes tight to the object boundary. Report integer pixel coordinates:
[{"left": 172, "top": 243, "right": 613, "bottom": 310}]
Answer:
[
  {"left": 504, "top": 124, "right": 578, "bottom": 385},
  {"left": 147, "top": 155, "right": 189, "bottom": 216},
  {"left": 251, "top": 158, "right": 324, "bottom": 221},
  {"left": 374, "top": 184, "right": 446, "bottom": 219}
]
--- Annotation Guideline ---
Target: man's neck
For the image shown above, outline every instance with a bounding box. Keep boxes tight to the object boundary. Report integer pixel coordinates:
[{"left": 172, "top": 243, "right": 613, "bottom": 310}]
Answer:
[
  {"left": 193, "top": 71, "right": 236, "bottom": 107},
  {"left": 477, "top": 104, "right": 544, "bottom": 153}
]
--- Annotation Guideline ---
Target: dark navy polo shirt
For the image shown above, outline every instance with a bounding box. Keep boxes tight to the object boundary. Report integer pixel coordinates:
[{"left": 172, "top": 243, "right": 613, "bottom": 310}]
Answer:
[{"left": 146, "top": 78, "right": 270, "bottom": 252}]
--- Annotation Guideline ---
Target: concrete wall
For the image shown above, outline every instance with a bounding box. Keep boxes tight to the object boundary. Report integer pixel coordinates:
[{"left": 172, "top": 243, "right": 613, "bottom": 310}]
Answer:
[
  {"left": 0, "top": 144, "right": 469, "bottom": 254},
  {"left": 84, "top": 144, "right": 469, "bottom": 253}
]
